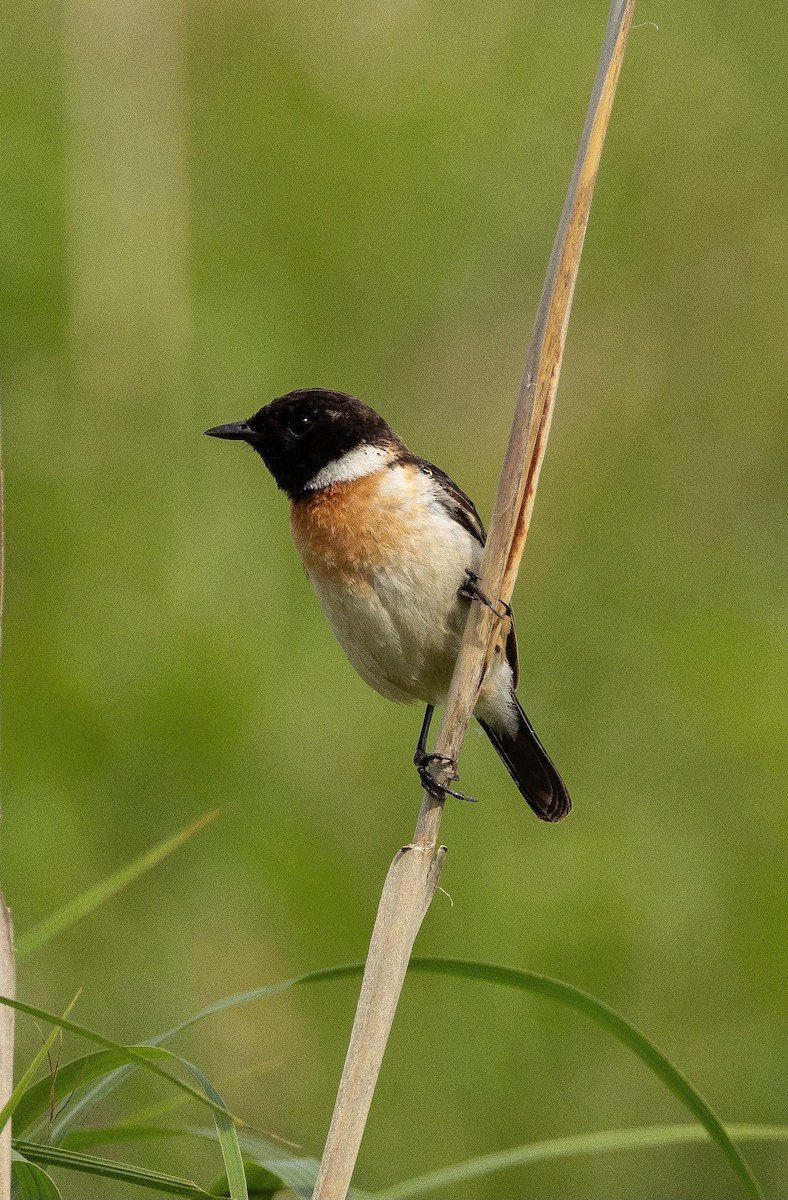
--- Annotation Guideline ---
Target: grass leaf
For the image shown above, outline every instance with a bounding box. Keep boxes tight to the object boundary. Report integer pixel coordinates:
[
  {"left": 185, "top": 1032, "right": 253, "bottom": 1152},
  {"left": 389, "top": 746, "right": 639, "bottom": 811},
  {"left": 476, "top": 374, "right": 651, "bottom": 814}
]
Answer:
[
  {"left": 46, "top": 969, "right": 358, "bottom": 1141},
  {"left": 15, "top": 811, "right": 219, "bottom": 959},
  {"left": 178, "top": 1059, "right": 248, "bottom": 1200},
  {"left": 0, "top": 992, "right": 80, "bottom": 1133},
  {"left": 379, "top": 1123, "right": 788, "bottom": 1198},
  {"left": 209, "top": 1163, "right": 282, "bottom": 1198},
  {"left": 192, "top": 1128, "right": 376, "bottom": 1200},
  {"left": 405, "top": 959, "right": 763, "bottom": 1200},
  {"left": 15, "top": 1050, "right": 145, "bottom": 1137},
  {"left": 6, "top": 1002, "right": 245, "bottom": 1195},
  {"left": 11, "top": 1151, "right": 63, "bottom": 1199},
  {"left": 13, "top": 1140, "right": 211, "bottom": 1197},
  {"left": 0, "top": 997, "right": 241, "bottom": 1129},
  {"left": 12, "top": 957, "right": 762, "bottom": 1199}
]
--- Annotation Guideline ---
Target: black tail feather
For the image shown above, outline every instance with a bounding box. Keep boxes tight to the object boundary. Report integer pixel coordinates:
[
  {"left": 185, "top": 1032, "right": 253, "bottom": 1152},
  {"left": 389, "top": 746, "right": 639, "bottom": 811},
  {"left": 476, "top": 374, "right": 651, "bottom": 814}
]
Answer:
[{"left": 480, "top": 698, "right": 571, "bottom": 823}]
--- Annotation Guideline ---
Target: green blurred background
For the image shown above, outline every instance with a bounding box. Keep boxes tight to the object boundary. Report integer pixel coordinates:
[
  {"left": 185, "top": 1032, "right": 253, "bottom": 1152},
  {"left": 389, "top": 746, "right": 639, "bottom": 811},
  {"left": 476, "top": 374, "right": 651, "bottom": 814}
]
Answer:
[{"left": 3, "top": 0, "right": 787, "bottom": 1196}]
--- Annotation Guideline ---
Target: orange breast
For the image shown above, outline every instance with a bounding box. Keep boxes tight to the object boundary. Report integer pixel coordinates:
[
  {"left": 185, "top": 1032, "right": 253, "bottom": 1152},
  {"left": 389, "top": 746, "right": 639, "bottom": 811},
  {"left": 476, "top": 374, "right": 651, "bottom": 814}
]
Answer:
[{"left": 289, "top": 470, "right": 415, "bottom": 583}]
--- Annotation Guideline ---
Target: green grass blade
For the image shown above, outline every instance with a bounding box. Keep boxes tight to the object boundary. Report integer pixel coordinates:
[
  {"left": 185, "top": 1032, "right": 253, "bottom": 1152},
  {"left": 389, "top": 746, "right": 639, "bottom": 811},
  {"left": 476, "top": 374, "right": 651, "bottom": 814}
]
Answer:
[
  {"left": 111, "top": 1061, "right": 274, "bottom": 1129},
  {"left": 6, "top": 1007, "right": 245, "bottom": 1193},
  {"left": 231, "top": 1162, "right": 316, "bottom": 1199},
  {"left": 191, "top": 1128, "right": 375, "bottom": 1200},
  {"left": 178, "top": 1059, "right": 247, "bottom": 1200},
  {"left": 15, "top": 957, "right": 759, "bottom": 1197},
  {"left": 11, "top": 1151, "right": 63, "bottom": 1199},
  {"left": 58, "top": 1060, "right": 273, "bottom": 1147},
  {"left": 189, "top": 1129, "right": 321, "bottom": 1200},
  {"left": 231, "top": 1133, "right": 321, "bottom": 1199},
  {"left": 1, "top": 1019, "right": 69, "bottom": 1134},
  {"left": 2, "top": 992, "right": 82, "bottom": 1135},
  {"left": 16, "top": 1050, "right": 161, "bottom": 1137},
  {"left": 154, "top": 964, "right": 360, "bottom": 1042},
  {"left": 404, "top": 959, "right": 763, "bottom": 1200},
  {"left": 48, "top": 966, "right": 360, "bottom": 1141},
  {"left": 209, "top": 1162, "right": 282, "bottom": 1198},
  {"left": 0, "top": 998, "right": 241, "bottom": 1129},
  {"left": 13, "top": 1140, "right": 211, "bottom": 1197},
  {"left": 379, "top": 1124, "right": 788, "bottom": 1199},
  {"left": 175, "top": 959, "right": 762, "bottom": 1200},
  {"left": 15, "top": 811, "right": 219, "bottom": 959}
]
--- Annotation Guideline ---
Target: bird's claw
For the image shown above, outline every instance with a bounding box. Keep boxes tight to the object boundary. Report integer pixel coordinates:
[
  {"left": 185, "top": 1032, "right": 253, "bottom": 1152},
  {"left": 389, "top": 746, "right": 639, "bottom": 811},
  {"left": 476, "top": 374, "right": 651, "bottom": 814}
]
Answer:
[
  {"left": 459, "top": 569, "right": 512, "bottom": 620},
  {"left": 415, "top": 750, "right": 479, "bottom": 803}
]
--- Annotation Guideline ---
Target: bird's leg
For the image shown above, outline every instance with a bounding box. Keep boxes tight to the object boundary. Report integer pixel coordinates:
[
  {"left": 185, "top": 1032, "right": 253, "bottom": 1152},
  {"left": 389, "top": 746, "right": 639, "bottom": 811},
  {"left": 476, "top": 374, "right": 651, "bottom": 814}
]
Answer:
[
  {"left": 459, "top": 569, "right": 513, "bottom": 620},
  {"left": 413, "top": 704, "right": 435, "bottom": 765},
  {"left": 414, "top": 704, "right": 479, "bottom": 803}
]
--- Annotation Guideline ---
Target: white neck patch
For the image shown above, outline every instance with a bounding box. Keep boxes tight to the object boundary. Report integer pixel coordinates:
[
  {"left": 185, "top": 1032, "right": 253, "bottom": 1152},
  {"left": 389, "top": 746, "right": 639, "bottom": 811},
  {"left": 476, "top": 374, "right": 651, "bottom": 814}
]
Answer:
[{"left": 304, "top": 444, "right": 392, "bottom": 490}]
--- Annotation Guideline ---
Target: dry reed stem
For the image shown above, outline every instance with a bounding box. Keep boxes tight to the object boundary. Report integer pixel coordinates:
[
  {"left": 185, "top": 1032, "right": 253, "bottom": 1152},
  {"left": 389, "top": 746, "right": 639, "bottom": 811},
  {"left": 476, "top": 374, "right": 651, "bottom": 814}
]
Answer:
[{"left": 313, "top": 3, "right": 634, "bottom": 1195}]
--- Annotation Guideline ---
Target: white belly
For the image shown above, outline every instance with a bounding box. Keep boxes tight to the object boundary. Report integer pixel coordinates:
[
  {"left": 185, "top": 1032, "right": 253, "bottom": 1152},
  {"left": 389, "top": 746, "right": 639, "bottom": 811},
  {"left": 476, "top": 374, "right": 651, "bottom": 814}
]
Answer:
[
  {"left": 290, "top": 459, "right": 517, "bottom": 734},
  {"left": 309, "top": 528, "right": 480, "bottom": 706}
]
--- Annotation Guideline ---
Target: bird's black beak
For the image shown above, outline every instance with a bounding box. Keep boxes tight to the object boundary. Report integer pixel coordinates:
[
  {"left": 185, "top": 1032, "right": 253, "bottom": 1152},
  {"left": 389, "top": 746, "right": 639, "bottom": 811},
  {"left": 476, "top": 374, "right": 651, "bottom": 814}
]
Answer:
[{"left": 204, "top": 420, "right": 253, "bottom": 441}]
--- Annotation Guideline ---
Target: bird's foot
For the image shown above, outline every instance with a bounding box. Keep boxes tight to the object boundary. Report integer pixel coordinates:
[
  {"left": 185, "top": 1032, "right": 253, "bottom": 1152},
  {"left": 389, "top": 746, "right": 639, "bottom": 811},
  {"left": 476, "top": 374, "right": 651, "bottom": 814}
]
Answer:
[
  {"left": 459, "top": 570, "right": 512, "bottom": 620},
  {"left": 414, "top": 749, "right": 479, "bottom": 803}
]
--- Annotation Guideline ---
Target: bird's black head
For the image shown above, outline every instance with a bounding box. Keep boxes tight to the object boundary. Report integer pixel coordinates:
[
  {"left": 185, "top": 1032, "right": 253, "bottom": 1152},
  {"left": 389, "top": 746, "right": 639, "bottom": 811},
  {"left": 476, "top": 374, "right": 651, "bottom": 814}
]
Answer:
[{"left": 205, "top": 389, "right": 402, "bottom": 498}]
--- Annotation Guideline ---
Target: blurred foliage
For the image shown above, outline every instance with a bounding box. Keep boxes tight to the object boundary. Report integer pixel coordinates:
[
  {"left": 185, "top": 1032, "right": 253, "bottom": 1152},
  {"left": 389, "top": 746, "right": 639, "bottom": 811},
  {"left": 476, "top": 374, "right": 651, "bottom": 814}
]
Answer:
[{"left": 2, "top": 0, "right": 787, "bottom": 1196}]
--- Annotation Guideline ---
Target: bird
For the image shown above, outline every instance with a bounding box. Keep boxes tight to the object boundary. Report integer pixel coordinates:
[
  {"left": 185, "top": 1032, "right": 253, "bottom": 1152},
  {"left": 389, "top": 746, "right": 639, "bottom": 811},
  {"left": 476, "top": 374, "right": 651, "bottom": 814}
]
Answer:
[{"left": 205, "top": 388, "right": 570, "bottom": 821}]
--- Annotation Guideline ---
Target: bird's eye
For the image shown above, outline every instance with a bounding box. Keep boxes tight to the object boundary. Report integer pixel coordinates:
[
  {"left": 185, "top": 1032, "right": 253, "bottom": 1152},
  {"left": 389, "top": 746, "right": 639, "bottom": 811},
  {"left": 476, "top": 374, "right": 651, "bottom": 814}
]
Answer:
[{"left": 289, "top": 414, "right": 313, "bottom": 437}]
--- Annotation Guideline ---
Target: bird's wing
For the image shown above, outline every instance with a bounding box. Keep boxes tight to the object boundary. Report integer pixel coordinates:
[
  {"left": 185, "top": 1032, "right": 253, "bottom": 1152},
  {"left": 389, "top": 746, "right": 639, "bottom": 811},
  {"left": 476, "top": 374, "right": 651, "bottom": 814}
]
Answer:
[
  {"left": 418, "top": 459, "right": 487, "bottom": 545},
  {"left": 417, "top": 456, "right": 520, "bottom": 688}
]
